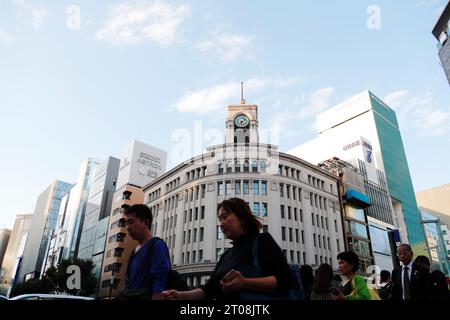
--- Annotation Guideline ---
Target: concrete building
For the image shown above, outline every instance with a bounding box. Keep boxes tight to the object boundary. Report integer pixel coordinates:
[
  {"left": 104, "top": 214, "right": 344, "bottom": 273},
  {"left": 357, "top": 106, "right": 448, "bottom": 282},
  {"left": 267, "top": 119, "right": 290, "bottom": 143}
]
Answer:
[
  {"left": 16, "top": 180, "right": 72, "bottom": 283},
  {"left": 416, "top": 183, "right": 450, "bottom": 227},
  {"left": 289, "top": 91, "right": 427, "bottom": 259},
  {"left": 98, "top": 141, "right": 167, "bottom": 298},
  {"left": 432, "top": 1, "right": 450, "bottom": 85},
  {"left": 0, "top": 214, "right": 32, "bottom": 294},
  {"left": 78, "top": 156, "right": 120, "bottom": 282},
  {"left": 140, "top": 98, "right": 344, "bottom": 289}
]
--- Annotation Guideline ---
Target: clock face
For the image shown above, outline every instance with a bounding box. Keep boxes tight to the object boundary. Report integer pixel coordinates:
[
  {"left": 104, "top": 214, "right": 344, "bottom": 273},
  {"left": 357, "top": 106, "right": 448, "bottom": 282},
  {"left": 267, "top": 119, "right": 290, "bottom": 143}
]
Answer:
[{"left": 234, "top": 115, "right": 250, "bottom": 128}]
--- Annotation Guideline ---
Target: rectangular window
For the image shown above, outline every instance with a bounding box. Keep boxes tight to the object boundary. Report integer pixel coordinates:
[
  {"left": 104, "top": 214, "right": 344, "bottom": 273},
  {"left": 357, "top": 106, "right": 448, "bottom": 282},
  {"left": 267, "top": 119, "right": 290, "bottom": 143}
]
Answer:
[
  {"left": 225, "top": 181, "right": 231, "bottom": 195},
  {"left": 195, "top": 208, "right": 199, "bottom": 220},
  {"left": 312, "top": 213, "right": 315, "bottom": 226},
  {"left": 299, "top": 188, "right": 302, "bottom": 201},
  {"left": 337, "top": 239, "right": 340, "bottom": 251},
  {"left": 303, "top": 252, "right": 306, "bottom": 264},
  {"left": 235, "top": 180, "right": 241, "bottom": 194},
  {"left": 261, "top": 181, "right": 267, "bottom": 195},
  {"left": 182, "top": 253, "right": 185, "bottom": 263},
  {"left": 187, "top": 252, "right": 190, "bottom": 263},
  {"left": 194, "top": 229, "right": 197, "bottom": 242},
  {"left": 316, "top": 215, "right": 319, "bottom": 226},
  {"left": 199, "top": 250, "right": 203, "bottom": 262},
  {"left": 193, "top": 251, "right": 196, "bottom": 262},
  {"left": 321, "top": 216, "right": 324, "bottom": 228},
  {"left": 310, "top": 193, "right": 313, "bottom": 206},
  {"left": 282, "top": 227, "right": 286, "bottom": 241},
  {"left": 288, "top": 206, "right": 292, "bottom": 220},
  {"left": 262, "top": 203, "right": 267, "bottom": 217},
  {"left": 328, "top": 237, "right": 331, "bottom": 249},
  {"left": 301, "top": 230, "right": 305, "bottom": 244},
  {"left": 201, "top": 206, "right": 205, "bottom": 219},
  {"left": 293, "top": 187, "right": 296, "bottom": 200},
  {"left": 253, "top": 202, "right": 260, "bottom": 216},
  {"left": 290, "top": 251, "right": 294, "bottom": 263},
  {"left": 201, "top": 185, "right": 206, "bottom": 198},
  {"left": 217, "top": 226, "right": 223, "bottom": 240},
  {"left": 335, "top": 220, "right": 338, "bottom": 232},
  {"left": 326, "top": 217, "right": 329, "bottom": 230},
  {"left": 280, "top": 184, "right": 284, "bottom": 197},
  {"left": 281, "top": 205, "right": 285, "bottom": 219},
  {"left": 196, "top": 186, "right": 199, "bottom": 200},
  {"left": 200, "top": 227, "right": 204, "bottom": 241},
  {"left": 243, "top": 180, "right": 249, "bottom": 194},
  {"left": 189, "top": 209, "right": 192, "bottom": 222},
  {"left": 218, "top": 182, "right": 224, "bottom": 196},
  {"left": 294, "top": 208, "right": 298, "bottom": 221},
  {"left": 253, "top": 180, "right": 259, "bottom": 195},
  {"left": 286, "top": 185, "right": 290, "bottom": 199},
  {"left": 295, "top": 229, "right": 299, "bottom": 243},
  {"left": 318, "top": 236, "right": 321, "bottom": 248},
  {"left": 315, "top": 255, "right": 318, "bottom": 266},
  {"left": 190, "top": 189, "right": 194, "bottom": 201},
  {"left": 289, "top": 228, "right": 293, "bottom": 242},
  {"left": 188, "top": 230, "right": 191, "bottom": 243},
  {"left": 313, "top": 233, "right": 316, "bottom": 247},
  {"left": 300, "top": 209, "right": 303, "bottom": 222},
  {"left": 323, "top": 236, "right": 327, "bottom": 249},
  {"left": 183, "top": 231, "right": 186, "bottom": 244}
]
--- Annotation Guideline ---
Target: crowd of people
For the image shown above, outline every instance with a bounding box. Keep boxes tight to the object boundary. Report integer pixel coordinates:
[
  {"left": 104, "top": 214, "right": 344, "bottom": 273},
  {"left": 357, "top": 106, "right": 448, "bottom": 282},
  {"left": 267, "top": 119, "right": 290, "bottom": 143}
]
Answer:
[{"left": 120, "top": 197, "right": 449, "bottom": 301}]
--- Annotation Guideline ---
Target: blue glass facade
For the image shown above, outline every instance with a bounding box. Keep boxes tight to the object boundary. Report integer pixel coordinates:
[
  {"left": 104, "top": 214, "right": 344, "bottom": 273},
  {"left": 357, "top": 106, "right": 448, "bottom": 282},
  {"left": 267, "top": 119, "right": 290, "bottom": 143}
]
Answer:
[{"left": 370, "top": 93, "right": 427, "bottom": 255}]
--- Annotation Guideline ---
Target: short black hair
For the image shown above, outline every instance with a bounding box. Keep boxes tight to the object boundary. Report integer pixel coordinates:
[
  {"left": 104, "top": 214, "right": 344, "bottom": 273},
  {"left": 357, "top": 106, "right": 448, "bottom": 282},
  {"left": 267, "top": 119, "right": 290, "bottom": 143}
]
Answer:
[
  {"left": 414, "top": 255, "right": 430, "bottom": 267},
  {"left": 380, "top": 270, "right": 391, "bottom": 282},
  {"left": 218, "top": 198, "right": 262, "bottom": 235},
  {"left": 397, "top": 243, "right": 413, "bottom": 252},
  {"left": 337, "top": 251, "right": 360, "bottom": 273},
  {"left": 124, "top": 204, "right": 153, "bottom": 229}
]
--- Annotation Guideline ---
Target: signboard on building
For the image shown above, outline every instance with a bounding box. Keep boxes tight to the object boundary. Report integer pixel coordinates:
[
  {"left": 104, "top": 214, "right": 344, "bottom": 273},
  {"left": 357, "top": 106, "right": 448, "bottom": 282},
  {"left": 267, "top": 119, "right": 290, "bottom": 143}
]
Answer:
[{"left": 116, "top": 140, "right": 167, "bottom": 190}]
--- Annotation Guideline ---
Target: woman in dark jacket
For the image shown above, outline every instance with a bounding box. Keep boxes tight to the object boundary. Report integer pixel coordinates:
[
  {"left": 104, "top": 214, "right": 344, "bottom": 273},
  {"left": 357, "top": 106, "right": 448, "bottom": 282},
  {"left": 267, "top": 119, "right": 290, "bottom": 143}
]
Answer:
[
  {"left": 311, "top": 264, "right": 340, "bottom": 300},
  {"left": 163, "top": 197, "right": 291, "bottom": 300}
]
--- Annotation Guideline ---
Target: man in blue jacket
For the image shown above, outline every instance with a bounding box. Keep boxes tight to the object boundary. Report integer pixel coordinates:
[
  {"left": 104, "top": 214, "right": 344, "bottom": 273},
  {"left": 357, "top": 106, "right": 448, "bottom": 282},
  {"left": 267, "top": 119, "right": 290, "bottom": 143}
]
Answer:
[{"left": 123, "top": 204, "right": 170, "bottom": 300}]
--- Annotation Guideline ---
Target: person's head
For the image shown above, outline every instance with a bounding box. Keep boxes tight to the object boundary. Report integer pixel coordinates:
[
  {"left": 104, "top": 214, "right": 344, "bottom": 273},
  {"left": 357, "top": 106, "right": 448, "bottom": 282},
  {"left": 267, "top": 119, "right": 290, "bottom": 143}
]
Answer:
[
  {"left": 397, "top": 244, "right": 413, "bottom": 265},
  {"left": 314, "top": 263, "right": 334, "bottom": 294},
  {"left": 414, "top": 255, "right": 431, "bottom": 270},
  {"left": 299, "top": 264, "right": 314, "bottom": 287},
  {"left": 337, "top": 251, "right": 359, "bottom": 276},
  {"left": 380, "top": 270, "right": 391, "bottom": 283},
  {"left": 124, "top": 204, "right": 153, "bottom": 241},
  {"left": 218, "top": 198, "right": 262, "bottom": 240}
]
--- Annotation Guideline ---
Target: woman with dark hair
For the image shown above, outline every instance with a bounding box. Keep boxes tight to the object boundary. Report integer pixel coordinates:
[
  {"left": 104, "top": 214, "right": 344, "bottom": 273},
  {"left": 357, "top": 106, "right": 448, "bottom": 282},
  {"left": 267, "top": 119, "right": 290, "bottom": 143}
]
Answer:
[
  {"left": 331, "top": 251, "right": 371, "bottom": 300},
  {"left": 299, "top": 265, "right": 314, "bottom": 300},
  {"left": 311, "top": 264, "right": 340, "bottom": 300},
  {"left": 163, "top": 197, "right": 292, "bottom": 300}
]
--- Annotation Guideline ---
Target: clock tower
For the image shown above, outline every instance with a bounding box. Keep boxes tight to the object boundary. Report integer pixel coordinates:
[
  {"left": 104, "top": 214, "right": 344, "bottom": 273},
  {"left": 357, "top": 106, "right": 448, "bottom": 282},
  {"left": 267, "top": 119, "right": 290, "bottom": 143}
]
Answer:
[{"left": 225, "top": 82, "right": 259, "bottom": 145}]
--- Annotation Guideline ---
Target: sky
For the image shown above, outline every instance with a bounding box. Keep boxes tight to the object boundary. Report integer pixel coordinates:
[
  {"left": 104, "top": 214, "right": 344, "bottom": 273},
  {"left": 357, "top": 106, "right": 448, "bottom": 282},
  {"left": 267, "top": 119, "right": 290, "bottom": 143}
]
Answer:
[{"left": 1, "top": 0, "right": 449, "bottom": 230}]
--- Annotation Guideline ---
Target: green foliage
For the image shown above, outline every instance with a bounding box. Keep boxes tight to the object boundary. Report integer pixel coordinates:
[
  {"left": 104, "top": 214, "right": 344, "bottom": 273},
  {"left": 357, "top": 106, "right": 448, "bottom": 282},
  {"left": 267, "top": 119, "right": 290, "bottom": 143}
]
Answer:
[{"left": 10, "top": 258, "right": 97, "bottom": 298}]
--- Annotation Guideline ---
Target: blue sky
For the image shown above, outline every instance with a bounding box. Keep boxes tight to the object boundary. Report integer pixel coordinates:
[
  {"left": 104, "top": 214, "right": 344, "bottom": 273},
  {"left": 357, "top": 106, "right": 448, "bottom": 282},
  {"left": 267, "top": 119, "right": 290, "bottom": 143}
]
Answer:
[{"left": 1, "top": 0, "right": 449, "bottom": 230}]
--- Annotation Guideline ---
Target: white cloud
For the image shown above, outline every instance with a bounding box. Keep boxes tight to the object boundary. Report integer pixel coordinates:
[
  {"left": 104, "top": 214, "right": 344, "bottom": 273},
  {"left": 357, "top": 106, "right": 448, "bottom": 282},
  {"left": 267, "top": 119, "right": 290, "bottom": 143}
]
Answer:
[
  {"left": 384, "top": 90, "right": 450, "bottom": 137},
  {"left": 13, "top": 0, "right": 49, "bottom": 30},
  {"left": 172, "top": 77, "right": 305, "bottom": 115},
  {"left": 96, "top": 0, "right": 191, "bottom": 47},
  {"left": 0, "top": 29, "right": 14, "bottom": 43},
  {"left": 296, "top": 87, "right": 336, "bottom": 119},
  {"left": 197, "top": 32, "right": 254, "bottom": 62}
]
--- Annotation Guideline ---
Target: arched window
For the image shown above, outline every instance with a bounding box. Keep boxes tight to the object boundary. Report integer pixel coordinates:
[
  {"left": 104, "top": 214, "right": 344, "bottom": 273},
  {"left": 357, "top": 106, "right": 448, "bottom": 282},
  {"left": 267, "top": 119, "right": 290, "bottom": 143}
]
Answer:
[
  {"left": 235, "top": 160, "right": 241, "bottom": 173},
  {"left": 218, "top": 163, "right": 224, "bottom": 174},
  {"left": 244, "top": 160, "right": 249, "bottom": 172},
  {"left": 226, "top": 161, "right": 232, "bottom": 173},
  {"left": 252, "top": 160, "right": 258, "bottom": 173}
]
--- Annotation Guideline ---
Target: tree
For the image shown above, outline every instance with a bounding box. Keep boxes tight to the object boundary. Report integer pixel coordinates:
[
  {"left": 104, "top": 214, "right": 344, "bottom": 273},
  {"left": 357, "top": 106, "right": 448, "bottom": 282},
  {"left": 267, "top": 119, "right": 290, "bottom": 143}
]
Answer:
[
  {"left": 10, "top": 258, "right": 97, "bottom": 298},
  {"left": 45, "top": 258, "right": 97, "bottom": 296}
]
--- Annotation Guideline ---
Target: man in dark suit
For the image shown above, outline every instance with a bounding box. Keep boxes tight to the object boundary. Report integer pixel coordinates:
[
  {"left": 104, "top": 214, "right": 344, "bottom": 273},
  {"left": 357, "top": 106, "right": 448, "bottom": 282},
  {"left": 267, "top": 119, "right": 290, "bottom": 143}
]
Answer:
[{"left": 390, "top": 244, "right": 430, "bottom": 300}]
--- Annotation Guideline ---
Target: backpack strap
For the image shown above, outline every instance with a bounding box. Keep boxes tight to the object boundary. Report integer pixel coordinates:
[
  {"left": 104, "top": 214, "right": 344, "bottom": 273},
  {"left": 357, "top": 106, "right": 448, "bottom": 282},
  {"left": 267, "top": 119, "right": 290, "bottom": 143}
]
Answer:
[{"left": 147, "top": 237, "right": 172, "bottom": 269}]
